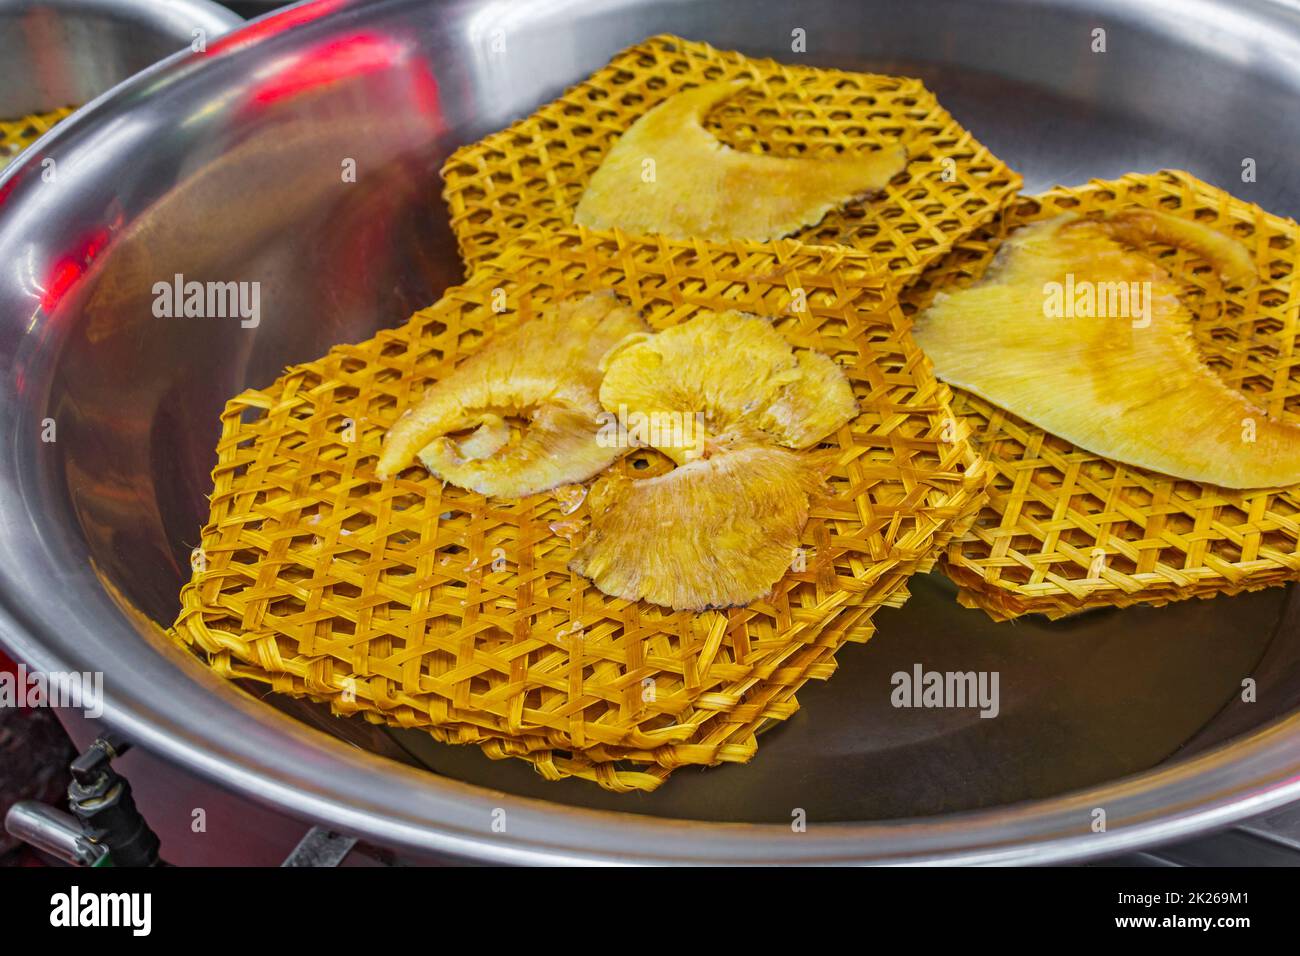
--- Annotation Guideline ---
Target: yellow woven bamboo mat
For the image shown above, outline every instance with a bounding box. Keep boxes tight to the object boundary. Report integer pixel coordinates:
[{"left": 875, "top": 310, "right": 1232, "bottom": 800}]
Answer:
[
  {"left": 441, "top": 34, "right": 1020, "bottom": 280},
  {"left": 902, "top": 169, "right": 1300, "bottom": 621},
  {"left": 437, "top": 597, "right": 889, "bottom": 792},
  {"left": 407, "top": 474, "right": 989, "bottom": 791},
  {"left": 0, "top": 106, "right": 74, "bottom": 164},
  {"left": 173, "top": 226, "right": 985, "bottom": 789}
]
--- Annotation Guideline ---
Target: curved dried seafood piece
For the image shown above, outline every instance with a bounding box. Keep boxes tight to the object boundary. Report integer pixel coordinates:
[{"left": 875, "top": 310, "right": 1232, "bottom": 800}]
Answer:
[
  {"left": 440, "top": 413, "right": 511, "bottom": 461},
  {"left": 914, "top": 215, "right": 1300, "bottom": 488},
  {"left": 570, "top": 431, "right": 828, "bottom": 611},
  {"left": 417, "top": 406, "right": 624, "bottom": 500},
  {"left": 573, "top": 81, "right": 907, "bottom": 242},
  {"left": 376, "top": 292, "right": 648, "bottom": 494},
  {"left": 598, "top": 309, "right": 857, "bottom": 461},
  {"left": 1092, "top": 208, "right": 1257, "bottom": 290}
]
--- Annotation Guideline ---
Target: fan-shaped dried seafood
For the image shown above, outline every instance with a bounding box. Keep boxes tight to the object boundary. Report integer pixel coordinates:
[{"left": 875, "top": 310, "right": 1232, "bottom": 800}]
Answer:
[
  {"left": 913, "top": 214, "right": 1300, "bottom": 488},
  {"left": 573, "top": 81, "right": 907, "bottom": 242}
]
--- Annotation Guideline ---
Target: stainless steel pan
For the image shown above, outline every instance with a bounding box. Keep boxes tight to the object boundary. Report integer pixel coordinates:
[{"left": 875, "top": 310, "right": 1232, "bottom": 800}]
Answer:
[
  {"left": 0, "top": 0, "right": 243, "bottom": 117},
  {"left": 3, "top": 0, "right": 1300, "bottom": 864}
]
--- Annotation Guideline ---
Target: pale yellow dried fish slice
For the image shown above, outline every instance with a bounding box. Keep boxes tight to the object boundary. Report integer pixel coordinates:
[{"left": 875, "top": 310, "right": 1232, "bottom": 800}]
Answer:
[
  {"left": 570, "top": 431, "right": 826, "bottom": 611},
  {"left": 1095, "top": 208, "right": 1258, "bottom": 290},
  {"left": 598, "top": 309, "right": 857, "bottom": 459},
  {"left": 574, "top": 81, "right": 906, "bottom": 242},
  {"left": 377, "top": 292, "right": 647, "bottom": 494},
  {"left": 418, "top": 406, "right": 623, "bottom": 499},
  {"left": 574, "top": 309, "right": 855, "bottom": 610},
  {"left": 914, "top": 215, "right": 1300, "bottom": 489}
]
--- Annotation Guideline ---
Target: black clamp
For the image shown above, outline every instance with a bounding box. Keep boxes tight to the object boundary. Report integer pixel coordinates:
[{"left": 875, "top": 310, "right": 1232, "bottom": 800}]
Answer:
[{"left": 66, "top": 732, "right": 163, "bottom": 867}]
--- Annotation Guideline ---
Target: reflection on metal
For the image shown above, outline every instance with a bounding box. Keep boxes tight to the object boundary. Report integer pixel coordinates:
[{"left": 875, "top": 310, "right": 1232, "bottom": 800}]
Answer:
[
  {"left": 0, "top": 0, "right": 243, "bottom": 118},
  {"left": 4, "top": 801, "right": 108, "bottom": 866},
  {"left": 1, "top": 0, "right": 1300, "bottom": 864}
]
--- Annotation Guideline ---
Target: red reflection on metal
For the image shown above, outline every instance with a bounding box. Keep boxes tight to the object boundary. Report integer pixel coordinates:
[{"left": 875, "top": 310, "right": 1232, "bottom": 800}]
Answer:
[
  {"left": 409, "top": 57, "right": 443, "bottom": 122},
  {"left": 252, "top": 33, "right": 407, "bottom": 105},
  {"left": 39, "top": 227, "right": 110, "bottom": 313},
  {"left": 40, "top": 259, "right": 81, "bottom": 313},
  {"left": 206, "top": 0, "right": 345, "bottom": 56}
]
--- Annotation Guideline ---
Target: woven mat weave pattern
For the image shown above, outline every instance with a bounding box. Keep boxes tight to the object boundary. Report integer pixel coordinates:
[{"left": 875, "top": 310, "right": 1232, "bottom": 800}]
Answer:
[
  {"left": 902, "top": 169, "right": 1300, "bottom": 620},
  {"left": 429, "top": 471, "right": 991, "bottom": 791},
  {"left": 441, "top": 34, "right": 1020, "bottom": 280},
  {"left": 0, "top": 106, "right": 73, "bottom": 163},
  {"left": 173, "top": 226, "right": 986, "bottom": 789}
]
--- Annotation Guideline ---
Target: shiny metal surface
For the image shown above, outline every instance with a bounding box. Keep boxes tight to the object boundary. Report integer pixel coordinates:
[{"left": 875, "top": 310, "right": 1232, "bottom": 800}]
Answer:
[
  {"left": 0, "top": 0, "right": 244, "bottom": 116},
  {"left": 4, "top": 801, "right": 107, "bottom": 866},
  {"left": 2, "top": 0, "right": 1300, "bottom": 864}
]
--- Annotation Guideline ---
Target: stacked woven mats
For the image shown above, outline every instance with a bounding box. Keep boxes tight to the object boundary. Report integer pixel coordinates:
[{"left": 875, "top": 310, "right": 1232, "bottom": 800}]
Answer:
[{"left": 172, "top": 36, "right": 1300, "bottom": 791}]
